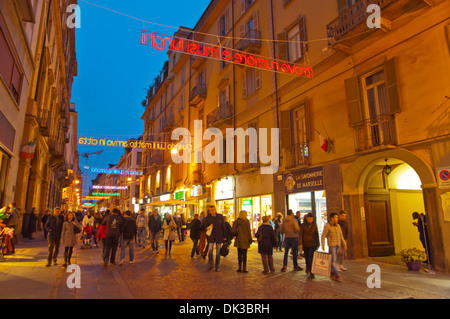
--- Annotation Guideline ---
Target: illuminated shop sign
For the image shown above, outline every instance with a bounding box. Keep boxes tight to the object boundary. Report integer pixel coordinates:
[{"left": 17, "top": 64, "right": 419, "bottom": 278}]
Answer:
[
  {"left": 90, "top": 167, "right": 143, "bottom": 176},
  {"left": 284, "top": 166, "right": 324, "bottom": 193},
  {"left": 141, "top": 30, "right": 313, "bottom": 78},
  {"left": 92, "top": 185, "right": 128, "bottom": 190},
  {"left": 92, "top": 192, "right": 120, "bottom": 196}
]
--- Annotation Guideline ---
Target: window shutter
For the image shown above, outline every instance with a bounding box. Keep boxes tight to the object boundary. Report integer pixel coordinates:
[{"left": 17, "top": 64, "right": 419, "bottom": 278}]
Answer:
[
  {"left": 299, "top": 16, "right": 308, "bottom": 55},
  {"left": 242, "top": 70, "right": 247, "bottom": 98},
  {"left": 278, "top": 32, "right": 288, "bottom": 61},
  {"left": 239, "top": 24, "right": 245, "bottom": 39},
  {"left": 255, "top": 69, "right": 261, "bottom": 90},
  {"left": 225, "top": 8, "right": 229, "bottom": 34},
  {"left": 241, "top": 0, "right": 246, "bottom": 15},
  {"left": 253, "top": 10, "right": 259, "bottom": 31},
  {"left": 345, "top": 77, "right": 364, "bottom": 126},
  {"left": 280, "top": 110, "right": 292, "bottom": 149},
  {"left": 384, "top": 57, "right": 401, "bottom": 114},
  {"left": 304, "top": 98, "right": 312, "bottom": 141}
]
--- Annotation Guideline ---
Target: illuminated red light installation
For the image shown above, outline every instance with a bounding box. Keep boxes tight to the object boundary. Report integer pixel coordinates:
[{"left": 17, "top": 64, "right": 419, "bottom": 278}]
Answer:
[{"left": 141, "top": 30, "right": 313, "bottom": 78}]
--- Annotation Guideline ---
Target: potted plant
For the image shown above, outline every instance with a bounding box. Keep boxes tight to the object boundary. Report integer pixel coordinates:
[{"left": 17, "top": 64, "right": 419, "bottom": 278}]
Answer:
[{"left": 400, "top": 248, "right": 427, "bottom": 271}]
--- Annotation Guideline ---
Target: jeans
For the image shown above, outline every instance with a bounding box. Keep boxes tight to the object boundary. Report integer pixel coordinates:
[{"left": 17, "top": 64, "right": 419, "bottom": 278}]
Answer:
[
  {"left": 261, "top": 253, "right": 274, "bottom": 272},
  {"left": 150, "top": 231, "right": 159, "bottom": 252},
  {"left": 120, "top": 238, "right": 134, "bottom": 262},
  {"left": 283, "top": 237, "right": 299, "bottom": 268},
  {"left": 104, "top": 236, "right": 119, "bottom": 263},
  {"left": 207, "top": 242, "right": 221, "bottom": 270},
  {"left": 303, "top": 246, "right": 317, "bottom": 273},
  {"left": 138, "top": 227, "right": 147, "bottom": 246},
  {"left": 329, "top": 246, "right": 340, "bottom": 276},
  {"left": 47, "top": 237, "right": 61, "bottom": 264},
  {"left": 191, "top": 238, "right": 199, "bottom": 258}
]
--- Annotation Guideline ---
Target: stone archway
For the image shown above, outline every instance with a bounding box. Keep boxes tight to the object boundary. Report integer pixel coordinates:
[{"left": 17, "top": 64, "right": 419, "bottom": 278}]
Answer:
[{"left": 342, "top": 148, "right": 448, "bottom": 271}]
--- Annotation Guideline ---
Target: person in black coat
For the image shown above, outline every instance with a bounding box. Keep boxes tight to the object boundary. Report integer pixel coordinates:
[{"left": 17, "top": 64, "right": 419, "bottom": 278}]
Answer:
[
  {"left": 255, "top": 215, "right": 277, "bottom": 274},
  {"left": 189, "top": 213, "right": 202, "bottom": 258},
  {"left": 44, "top": 207, "right": 65, "bottom": 266},
  {"left": 201, "top": 205, "right": 227, "bottom": 271}
]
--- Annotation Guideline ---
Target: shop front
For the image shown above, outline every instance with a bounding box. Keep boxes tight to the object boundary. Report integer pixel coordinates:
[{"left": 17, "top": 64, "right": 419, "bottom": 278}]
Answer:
[
  {"left": 213, "top": 176, "right": 235, "bottom": 223},
  {"left": 238, "top": 194, "right": 273, "bottom": 237},
  {"left": 189, "top": 184, "right": 208, "bottom": 216},
  {"left": 284, "top": 166, "right": 328, "bottom": 248}
]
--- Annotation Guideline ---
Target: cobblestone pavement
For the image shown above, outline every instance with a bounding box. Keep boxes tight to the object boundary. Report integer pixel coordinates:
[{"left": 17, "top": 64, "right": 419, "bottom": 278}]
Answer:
[{"left": 1, "top": 231, "right": 450, "bottom": 301}]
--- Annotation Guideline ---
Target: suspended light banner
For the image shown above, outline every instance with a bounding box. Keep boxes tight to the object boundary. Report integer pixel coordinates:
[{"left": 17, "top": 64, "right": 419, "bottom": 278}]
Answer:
[
  {"left": 141, "top": 30, "right": 313, "bottom": 78},
  {"left": 90, "top": 167, "right": 143, "bottom": 176},
  {"left": 92, "top": 185, "right": 128, "bottom": 190}
]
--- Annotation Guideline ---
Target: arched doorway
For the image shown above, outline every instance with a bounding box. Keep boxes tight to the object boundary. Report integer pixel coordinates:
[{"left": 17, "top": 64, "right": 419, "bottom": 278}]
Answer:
[
  {"left": 342, "top": 148, "right": 447, "bottom": 271},
  {"left": 364, "top": 159, "right": 425, "bottom": 257}
]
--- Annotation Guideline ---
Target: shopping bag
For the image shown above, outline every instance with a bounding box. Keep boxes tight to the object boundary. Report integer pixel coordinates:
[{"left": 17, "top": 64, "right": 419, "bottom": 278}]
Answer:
[{"left": 311, "top": 251, "right": 331, "bottom": 277}]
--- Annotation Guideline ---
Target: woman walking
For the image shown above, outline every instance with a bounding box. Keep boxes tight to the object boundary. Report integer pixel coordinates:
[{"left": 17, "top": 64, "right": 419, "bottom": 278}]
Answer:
[
  {"left": 233, "top": 210, "right": 252, "bottom": 273},
  {"left": 299, "top": 212, "right": 320, "bottom": 279},
  {"left": 162, "top": 214, "right": 177, "bottom": 256},
  {"left": 255, "top": 215, "right": 277, "bottom": 274},
  {"left": 61, "top": 212, "right": 81, "bottom": 267}
]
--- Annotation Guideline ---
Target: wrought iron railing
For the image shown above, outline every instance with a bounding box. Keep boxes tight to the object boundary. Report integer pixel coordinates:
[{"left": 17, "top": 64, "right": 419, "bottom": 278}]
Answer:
[
  {"left": 353, "top": 114, "right": 397, "bottom": 151},
  {"left": 206, "top": 103, "right": 232, "bottom": 128},
  {"left": 283, "top": 143, "right": 310, "bottom": 169},
  {"left": 235, "top": 29, "right": 262, "bottom": 52},
  {"left": 327, "top": 0, "right": 397, "bottom": 41}
]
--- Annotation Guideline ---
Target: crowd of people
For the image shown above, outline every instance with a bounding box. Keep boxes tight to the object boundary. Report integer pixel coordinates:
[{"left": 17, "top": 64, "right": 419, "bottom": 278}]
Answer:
[{"left": 1, "top": 202, "right": 351, "bottom": 281}]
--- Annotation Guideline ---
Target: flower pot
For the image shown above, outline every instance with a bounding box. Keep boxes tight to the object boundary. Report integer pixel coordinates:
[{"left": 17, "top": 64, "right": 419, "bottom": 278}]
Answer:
[{"left": 406, "top": 261, "right": 421, "bottom": 271}]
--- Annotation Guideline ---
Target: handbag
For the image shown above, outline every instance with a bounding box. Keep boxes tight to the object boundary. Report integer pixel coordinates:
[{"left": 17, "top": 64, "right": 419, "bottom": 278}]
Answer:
[
  {"left": 231, "top": 221, "right": 239, "bottom": 237},
  {"left": 220, "top": 242, "right": 230, "bottom": 257},
  {"left": 73, "top": 224, "right": 81, "bottom": 234},
  {"left": 311, "top": 251, "right": 331, "bottom": 277}
]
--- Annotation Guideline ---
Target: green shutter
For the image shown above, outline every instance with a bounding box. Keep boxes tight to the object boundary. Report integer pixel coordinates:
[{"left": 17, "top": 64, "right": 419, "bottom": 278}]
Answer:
[
  {"left": 305, "top": 98, "right": 312, "bottom": 141},
  {"left": 278, "top": 32, "right": 287, "bottom": 61},
  {"left": 280, "top": 110, "right": 292, "bottom": 149},
  {"left": 299, "top": 16, "right": 308, "bottom": 54},
  {"left": 345, "top": 77, "right": 363, "bottom": 126},
  {"left": 384, "top": 57, "right": 401, "bottom": 114}
]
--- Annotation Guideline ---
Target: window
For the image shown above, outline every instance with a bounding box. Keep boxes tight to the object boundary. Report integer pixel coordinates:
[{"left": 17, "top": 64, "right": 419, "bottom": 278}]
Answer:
[
  {"left": 218, "top": 85, "right": 229, "bottom": 107},
  {"left": 217, "top": 9, "right": 229, "bottom": 38},
  {"left": 288, "top": 25, "right": 302, "bottom": 62},
  {"left": 0, "top": 19, "right": 23, "bottom": 104},
  {"left": 179, "top": 91, "right": 185, "bottom": 112},
  {"left": 241, "top": 0, "right": 255, "bottom": 14},
  {"left": 345, "top": 58, "right": 400, "bottom": 150},
  {"left": 243, "top": 68, "right": 261, "bottom": 98},
  {"left": 0, "top": 148, "right": 11, "bottom": 206},
  {"left": 278, "top": 16, "right": 308, "bottom": 62},
  {"left": 180, "top": 67, "right": 185, "bottom": 86}
]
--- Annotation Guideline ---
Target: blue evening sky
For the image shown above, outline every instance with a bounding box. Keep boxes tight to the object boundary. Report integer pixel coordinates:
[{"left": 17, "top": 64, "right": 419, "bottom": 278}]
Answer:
[{"left": 72, "top": 0, "right": 211, "bottom": 193}]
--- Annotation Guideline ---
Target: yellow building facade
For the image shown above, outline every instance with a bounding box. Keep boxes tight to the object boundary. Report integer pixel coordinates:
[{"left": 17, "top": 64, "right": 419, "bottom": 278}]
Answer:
[{"left": 140, "top": 0, "right": 450, "bottom": 271}]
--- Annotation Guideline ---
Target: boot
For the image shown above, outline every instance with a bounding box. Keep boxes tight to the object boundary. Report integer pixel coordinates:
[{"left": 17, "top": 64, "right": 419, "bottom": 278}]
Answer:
[
  {"left": 243, "top": 259, "right": 248, "bottom": 273},
  {"left": 63, "top": 252, "right": 68, "bottom": 267}
]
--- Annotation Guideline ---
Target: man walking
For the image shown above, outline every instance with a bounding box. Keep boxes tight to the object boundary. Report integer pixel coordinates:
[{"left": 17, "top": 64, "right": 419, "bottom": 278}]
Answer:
[
  {"left": 201, "top": 205, "right": 226, "bottom": 272},
  {"left": 148, "top": 210, "right": 162, "bottom": 255},
  {"left": 102, "top": 208, "right": 123, "bottom": 266},
  {"left": 44, "top": 207, "right": 64, "bottom": 267},
  {"left": 120, "top": 211, "right": 137, "bottom": 265},
  {"left": 136, "top": 208, "right": 147, "bottom": 247},
  {"left": 280, "top": 209, "right": 303, "bottom": 272},
  {"left": 322, "top": 212, "right": 347, "bottom": 281}
]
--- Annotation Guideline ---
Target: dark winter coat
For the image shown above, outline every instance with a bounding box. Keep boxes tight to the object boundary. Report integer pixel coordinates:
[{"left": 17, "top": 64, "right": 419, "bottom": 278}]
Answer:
[
  {"left": 255, "top": 223, "right": 277, "bottom": 255},
  {"left": 202, "top": 213, "right": 227, "bottom": 244},
  {"left": 102, "top": 214, "right": 123, "bottom": 238},
  {"left": 233, "top": 218, "right": 252, "bottom": 249},
  {"left": 122, "top": 216, "right": 137, "bottom": 240},
  {"left": 44, "top": 214, "right": 65, "bottom": 239},
  {"left": 148, "top": 214, "right": 162, "bottom": 233},
  {"left": 189, "top": 219, "right": 202, "bottom": 240},
  {"left": 299, "top": 220, "right": 320, "bottom": 248}
]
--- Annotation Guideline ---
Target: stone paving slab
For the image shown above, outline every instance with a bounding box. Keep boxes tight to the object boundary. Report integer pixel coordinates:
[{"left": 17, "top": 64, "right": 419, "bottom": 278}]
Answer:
[{"left": 1, "top": 231, "right": 450, "bottom": 301}]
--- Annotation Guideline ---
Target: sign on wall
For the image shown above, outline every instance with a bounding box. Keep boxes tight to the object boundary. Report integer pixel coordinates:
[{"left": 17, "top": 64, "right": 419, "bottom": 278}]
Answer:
[{"left": 284, "top": 166, "right": 324, "bottom": 193}]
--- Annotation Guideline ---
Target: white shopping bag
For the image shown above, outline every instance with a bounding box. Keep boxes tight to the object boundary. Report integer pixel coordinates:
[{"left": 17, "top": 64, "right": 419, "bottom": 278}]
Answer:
[{"left": 311, "top": 251, "right": 331, "bottom": 277}]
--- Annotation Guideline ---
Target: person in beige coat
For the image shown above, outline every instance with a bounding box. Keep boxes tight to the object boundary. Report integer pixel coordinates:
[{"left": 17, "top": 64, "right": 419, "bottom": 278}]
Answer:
[
  {"left": 61, "top": 212, "right": 81, "bottom": 267},
  {"left": 321, "top": 212, "right": 347, "bottom": 281}
]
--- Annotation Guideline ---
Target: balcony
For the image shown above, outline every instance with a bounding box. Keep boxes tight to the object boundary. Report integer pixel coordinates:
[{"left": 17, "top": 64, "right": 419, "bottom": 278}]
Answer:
[
  {"left": 353, "top": 114, "right": 397, "bottom": 152},
  {"left": 235, "top": 29, "right": 262, "bottom": 54},
  {"left": 148, "top": 151, "right": 164, "bottom": 165},
  {"left": 326, "top": 0, "right": 425, "bottom": 45},
  {"left": 206, "top": 103, "right": 232, "bottom": 128},
  {"left": 189, "top": 85, "right": 207, "bottom": 107},
  {"left": 37, "top": 108, "right": 50, "bottom": 137},
  {"left": 161, "top": 114, "right": 175, "bottom": 132},
  {"left": 283, "top": 143, "right": 310, "bottom": 169},
  {"left": 48, "top": 136, "right": 65, "bottom": 170}
]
